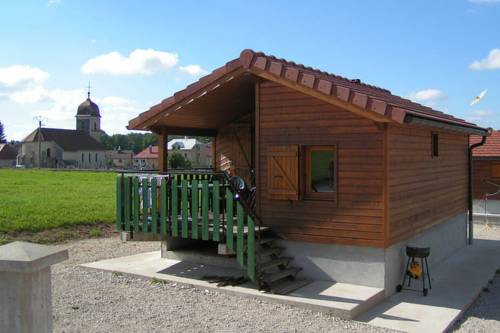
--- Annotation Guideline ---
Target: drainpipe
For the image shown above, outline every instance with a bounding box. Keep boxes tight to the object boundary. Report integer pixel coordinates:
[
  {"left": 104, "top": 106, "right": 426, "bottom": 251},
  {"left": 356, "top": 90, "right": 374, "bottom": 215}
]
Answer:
[{"left": 468, "top": 132, "right": 489, "bottom": 244}]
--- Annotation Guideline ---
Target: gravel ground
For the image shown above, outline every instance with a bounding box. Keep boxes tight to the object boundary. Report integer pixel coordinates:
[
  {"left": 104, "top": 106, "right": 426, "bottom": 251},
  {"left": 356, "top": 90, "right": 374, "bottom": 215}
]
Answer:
[
  {"left": 52, "top": 237, "right": 394, "bottom": 333},
  {"left": 52, "top": 225, "right": 500, "bottom": 333},
  {"left": 452, "top": 224, "right": 500, "bottom": 333}
]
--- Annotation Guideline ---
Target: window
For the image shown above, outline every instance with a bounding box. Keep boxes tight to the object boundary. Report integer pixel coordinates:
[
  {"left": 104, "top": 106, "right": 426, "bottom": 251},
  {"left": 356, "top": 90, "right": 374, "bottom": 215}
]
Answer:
[
  {"left": 95, "top": 153, "right": 98, "bottom": 163},
  {"left": 431, "top": 133, "right": 439, "bottom": 157},
  {"left": 46, "top": 148, "right": 51, "bottom": 158},
  {"left": 81, "top": 153, "right": 84, "bottom": 163},
  {"left": 305, "top": 146, "right": 337, "bottom": 201},
  {"left": 88, "top": 152, "right": 91, "bottom": 163}
]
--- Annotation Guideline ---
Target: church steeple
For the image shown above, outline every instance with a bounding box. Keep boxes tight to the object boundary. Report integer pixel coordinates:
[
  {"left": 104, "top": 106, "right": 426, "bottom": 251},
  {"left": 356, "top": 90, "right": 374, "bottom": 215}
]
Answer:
[{"left": 76, "top": 84, "right": 102, "bottom": 142}]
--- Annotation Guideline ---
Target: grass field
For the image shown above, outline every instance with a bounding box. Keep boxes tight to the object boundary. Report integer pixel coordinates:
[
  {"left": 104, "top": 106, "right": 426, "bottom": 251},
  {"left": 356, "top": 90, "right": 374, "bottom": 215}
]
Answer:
[{"left": 0, "top": 169, "right": 115, "bottom": 233}]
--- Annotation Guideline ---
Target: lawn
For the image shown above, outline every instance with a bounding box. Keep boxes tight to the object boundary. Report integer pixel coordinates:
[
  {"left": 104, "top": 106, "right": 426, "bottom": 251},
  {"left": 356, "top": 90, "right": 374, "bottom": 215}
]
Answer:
[{"left": 0, "top": 169, "right": 116, "bottom": 233}]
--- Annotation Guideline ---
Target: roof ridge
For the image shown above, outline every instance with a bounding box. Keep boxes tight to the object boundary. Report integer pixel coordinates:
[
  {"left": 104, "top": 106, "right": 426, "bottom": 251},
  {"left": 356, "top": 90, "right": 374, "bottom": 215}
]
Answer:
[{"left": 245, "top": 49, "right": 392, "bottom": 95}]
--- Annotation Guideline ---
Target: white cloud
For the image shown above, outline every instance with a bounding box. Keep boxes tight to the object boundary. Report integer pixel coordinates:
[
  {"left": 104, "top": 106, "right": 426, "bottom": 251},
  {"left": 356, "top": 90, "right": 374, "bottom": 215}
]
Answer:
[
  {"left": 47, "top": 0, "right": 62, "bottom": 6},
  {"left": 37, "top": 89, "right": 87, "bottom": 121},
  {"left": 81, "top": 49, "right": 179, "bottom": 75},
  {"left": 408, "top": 89, "right": 446, "bottom": 102},
  {"left": 179, "top": 64, "right": 208, "bottom": 76},
  {"left": 9, "top": 86, "right": 49, "bottom": 104},
  {"left": 0, "top": 65, "right": 49, "bottom": 87},
  {"left": 470, "top": 48, "right": 500, "bottom": 70}
]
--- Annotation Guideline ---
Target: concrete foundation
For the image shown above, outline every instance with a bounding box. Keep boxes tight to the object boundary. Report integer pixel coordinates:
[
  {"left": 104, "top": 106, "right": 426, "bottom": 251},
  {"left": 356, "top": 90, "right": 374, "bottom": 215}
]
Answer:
[{"left": 278, "top": 212, "right": 467, "bottom": 296}]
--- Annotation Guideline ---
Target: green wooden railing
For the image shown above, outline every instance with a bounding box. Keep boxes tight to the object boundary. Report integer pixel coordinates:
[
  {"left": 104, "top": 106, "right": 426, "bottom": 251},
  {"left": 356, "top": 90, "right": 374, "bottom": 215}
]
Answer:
[{"left": 116, "top": 172, "right": 256, "bottom": 281}]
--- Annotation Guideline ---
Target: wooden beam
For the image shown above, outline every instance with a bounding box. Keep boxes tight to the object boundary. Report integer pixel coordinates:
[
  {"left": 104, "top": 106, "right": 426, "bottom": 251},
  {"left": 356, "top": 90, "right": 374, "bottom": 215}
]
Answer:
[
  {"left": 158, "top": 131, "right": 168, "bottom": 172},
  {"left": 254, "top": 81, "right": 261, "bottom": 217},
  {"left": 150, "top": 126, "right": 217, "bottom": 137},
  {"left": 252, "top": 69, "right": 392, "bottom": 124}
]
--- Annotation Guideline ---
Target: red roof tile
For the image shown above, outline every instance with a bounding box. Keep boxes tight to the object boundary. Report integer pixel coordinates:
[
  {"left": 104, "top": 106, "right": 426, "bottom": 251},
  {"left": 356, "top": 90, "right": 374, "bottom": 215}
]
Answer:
[
  {"left": 129, "top": 49, "right": 488, "bottom": 133},
  {"left": 134, "top": 146, "right": 158, "bottom": 159},
  {"left": 471, "top": 131, "right": 500, "bottom": 157}
]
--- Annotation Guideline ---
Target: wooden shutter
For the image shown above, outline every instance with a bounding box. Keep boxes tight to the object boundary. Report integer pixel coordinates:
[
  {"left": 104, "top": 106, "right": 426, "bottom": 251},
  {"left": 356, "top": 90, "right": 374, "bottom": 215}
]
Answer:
[{"left": 267, "top": 145, "right": 299, "bottom": 200}]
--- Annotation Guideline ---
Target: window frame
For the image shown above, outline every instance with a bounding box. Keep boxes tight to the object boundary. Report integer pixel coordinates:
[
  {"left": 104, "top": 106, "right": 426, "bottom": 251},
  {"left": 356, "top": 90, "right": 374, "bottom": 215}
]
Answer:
[
  {"left": 431, "top": 132, "right": 439, "bottom": 158},
  {"left": 303, "top": 145, "right": 338, "bottom": 202}
]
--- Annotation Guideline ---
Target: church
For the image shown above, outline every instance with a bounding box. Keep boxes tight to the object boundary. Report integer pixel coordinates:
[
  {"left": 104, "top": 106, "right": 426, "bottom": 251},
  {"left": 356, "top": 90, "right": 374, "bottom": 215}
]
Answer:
[{"left": 19, "top": 91, "right": 108, "bottom": 169}]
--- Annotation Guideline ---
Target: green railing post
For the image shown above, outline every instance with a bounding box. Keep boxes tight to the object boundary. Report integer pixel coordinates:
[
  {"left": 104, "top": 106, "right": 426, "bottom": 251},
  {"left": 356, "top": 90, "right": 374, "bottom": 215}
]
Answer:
[
  {"left": 160, "top": 178, "right": 167, "bottom": 236},
  {"left": 201, "top": 180, "right": 209, "bottom": 240},
  {"left": 236, "top": 202, "right": 245, "bottom": 266},
  {"left": 124, "top": 176, "right": 131, "bottom": 232},
  {"left": 212, "top": 180, "right": 220, "bottom": 241},
  {"left": 226, "top": 189, "right": 234, "bottom": 250},
  {"left": 133, "top": 177, "right": 140, "bottom": 233},
  {"left": 142, "top": 178, "right": 148, "bottom": 233},
  {"left": 171, "top": 178, "right": 179, "bottom": 237},
  {"left": 151, "top": 177, "right": 158, "bottom": 234},
  {"left": 116, "top": 175, "right": 123, "bottom": 231},
  {"left": 247, "top": 216, "right": 255, "bottom": 281},
  {"left": 191, "top": 179, "right": 199, "bottom": 239},
  {"left": 181, "top": 179, "right": 188, "bottom": 238}
]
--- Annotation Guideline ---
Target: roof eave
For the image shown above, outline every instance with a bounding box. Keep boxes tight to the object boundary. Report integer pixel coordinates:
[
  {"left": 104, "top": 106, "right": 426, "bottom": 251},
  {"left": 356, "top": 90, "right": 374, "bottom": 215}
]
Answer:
[{"left": 404, "top": 114, "right": 490, "bottom": 136}]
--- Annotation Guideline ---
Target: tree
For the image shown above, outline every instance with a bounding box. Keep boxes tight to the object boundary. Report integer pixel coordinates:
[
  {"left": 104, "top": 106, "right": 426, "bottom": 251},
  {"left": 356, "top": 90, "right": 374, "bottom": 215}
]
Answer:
[
  {"left": 0, "top": 121, "right": 6, "bottom": 143},
  {"left": 169, "top": 152, "right": 191, "bottom": 169}
]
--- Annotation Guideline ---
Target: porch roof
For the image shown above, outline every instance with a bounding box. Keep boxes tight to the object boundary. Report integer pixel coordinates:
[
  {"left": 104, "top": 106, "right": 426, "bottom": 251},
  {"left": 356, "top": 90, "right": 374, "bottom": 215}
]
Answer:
[{"left": 128, "top": 49, "right": 489, "bottom": 136}]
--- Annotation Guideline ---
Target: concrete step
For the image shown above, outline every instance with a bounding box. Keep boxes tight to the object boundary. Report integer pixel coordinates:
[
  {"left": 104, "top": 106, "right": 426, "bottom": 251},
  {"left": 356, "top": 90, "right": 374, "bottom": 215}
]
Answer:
[
  {"left": 257, "top": 246, "right": 285, "bottom": 259},
  {"left": 269, "top": 278, "right": 311, "bottom": 295},
  {"left": 260, "top": 257, "right": 293, "bottom": 271},
  {"left": 263, "top": 267, "right": 301, "bottom": 283}
]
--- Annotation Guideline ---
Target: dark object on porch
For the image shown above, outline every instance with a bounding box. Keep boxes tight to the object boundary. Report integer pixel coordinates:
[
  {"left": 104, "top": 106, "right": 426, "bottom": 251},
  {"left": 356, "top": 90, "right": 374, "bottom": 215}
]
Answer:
[{"left": 396, "top": 246, "right": 432, "bottom": 296}]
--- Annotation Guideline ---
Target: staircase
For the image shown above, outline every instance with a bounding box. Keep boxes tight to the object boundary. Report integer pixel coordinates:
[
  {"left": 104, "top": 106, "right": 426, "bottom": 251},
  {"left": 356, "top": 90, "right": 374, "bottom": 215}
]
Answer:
[{"left": 255, "top": 230, "right": 310, "bottom": 295}]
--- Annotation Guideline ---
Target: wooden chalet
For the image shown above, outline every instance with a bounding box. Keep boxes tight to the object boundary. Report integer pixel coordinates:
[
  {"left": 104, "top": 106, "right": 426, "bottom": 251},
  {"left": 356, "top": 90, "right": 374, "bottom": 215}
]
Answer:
[{"left": 117, "top": 49, "right": 489, "bottom": 295}]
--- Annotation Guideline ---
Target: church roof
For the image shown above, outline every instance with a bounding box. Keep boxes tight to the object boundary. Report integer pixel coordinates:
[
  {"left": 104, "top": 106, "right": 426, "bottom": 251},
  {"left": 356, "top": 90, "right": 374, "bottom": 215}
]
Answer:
[
  {"left": 22, "top": 128, "right": 106, "bottom": 151},
  {"left": 77, "top": 97, "right": 100, "bottom": 117}
]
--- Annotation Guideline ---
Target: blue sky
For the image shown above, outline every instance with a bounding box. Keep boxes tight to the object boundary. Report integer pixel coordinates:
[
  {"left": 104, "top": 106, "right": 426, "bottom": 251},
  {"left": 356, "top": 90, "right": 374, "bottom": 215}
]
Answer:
[{"left": 1, "top": 0, "right": 499, "bottom": 140}]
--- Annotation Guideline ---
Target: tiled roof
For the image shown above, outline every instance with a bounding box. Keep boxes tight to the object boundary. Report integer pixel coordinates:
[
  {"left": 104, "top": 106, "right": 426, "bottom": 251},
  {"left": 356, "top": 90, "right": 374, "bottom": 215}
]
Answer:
[
  {"left": 471, "top": 131, "right": 500, "bottom": 157},
  {"left": 22, "top": 128, "right": 106, "bottom": 151},
  {"left": 129, "top": 49, "right": 488, "bottom": 133},
  {"left": 134, "top": 146, "right": 158, "bottom": 159}
]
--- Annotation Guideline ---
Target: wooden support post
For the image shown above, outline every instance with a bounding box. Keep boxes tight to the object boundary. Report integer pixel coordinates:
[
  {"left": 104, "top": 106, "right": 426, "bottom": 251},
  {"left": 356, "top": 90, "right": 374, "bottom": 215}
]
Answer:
[{"left": 158, "top": 131, "right": 168, "bottom": 172}]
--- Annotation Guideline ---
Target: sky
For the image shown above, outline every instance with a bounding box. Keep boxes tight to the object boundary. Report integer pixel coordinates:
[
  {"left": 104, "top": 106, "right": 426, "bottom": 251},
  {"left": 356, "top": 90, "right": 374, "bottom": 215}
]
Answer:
[{"left": 1, "top": 0, "right": 500, "bottom": 141}]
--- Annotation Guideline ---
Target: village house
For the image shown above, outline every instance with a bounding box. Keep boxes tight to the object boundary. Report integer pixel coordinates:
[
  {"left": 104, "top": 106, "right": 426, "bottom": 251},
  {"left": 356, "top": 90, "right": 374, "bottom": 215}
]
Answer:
[
  {"left": 133, "top": 138, "right": 211, "bottom": 170},
  {"left": 471, "top": 131, "right": 500, "bottom": 223},
  {"left": 116, "top": 49, "right": 489, "bottom": 296},
  {"left": 106, "top": 147, "right": 134, "bottom": 169}
]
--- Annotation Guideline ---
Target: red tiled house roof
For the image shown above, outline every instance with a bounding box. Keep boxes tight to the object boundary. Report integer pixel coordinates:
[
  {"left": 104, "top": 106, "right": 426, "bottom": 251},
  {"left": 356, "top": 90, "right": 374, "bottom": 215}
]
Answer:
[
  {"left": 134, "top": 146, "right": 158, "bottom": 159},
  {"left": 471, "top": 131, "right": 500, "bottom": 158},
  {"left": 128, "top": 49, "right": 489, "bottom": 135}
]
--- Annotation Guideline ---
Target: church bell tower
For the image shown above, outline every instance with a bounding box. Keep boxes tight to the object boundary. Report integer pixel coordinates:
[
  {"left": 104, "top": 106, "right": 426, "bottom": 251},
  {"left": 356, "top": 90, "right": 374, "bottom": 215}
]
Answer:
[{"left": 76, "top": 83, "right": 102, "bottom": 142}]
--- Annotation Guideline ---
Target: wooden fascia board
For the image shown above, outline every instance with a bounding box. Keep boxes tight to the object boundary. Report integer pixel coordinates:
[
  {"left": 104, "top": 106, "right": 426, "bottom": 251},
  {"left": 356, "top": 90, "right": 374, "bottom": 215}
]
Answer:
[
  {"left": 251, "top": 68, "right": 392, "bottom": 123},
  {"left": 131, "top": 67, "right": 247, "bottom": 131}
]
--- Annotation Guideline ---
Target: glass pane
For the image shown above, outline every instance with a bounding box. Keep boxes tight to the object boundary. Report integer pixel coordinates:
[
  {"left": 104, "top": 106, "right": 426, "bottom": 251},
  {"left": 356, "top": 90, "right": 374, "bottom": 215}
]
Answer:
[{"left": 310, "top": 150, "right": 334, "bottom": 192}]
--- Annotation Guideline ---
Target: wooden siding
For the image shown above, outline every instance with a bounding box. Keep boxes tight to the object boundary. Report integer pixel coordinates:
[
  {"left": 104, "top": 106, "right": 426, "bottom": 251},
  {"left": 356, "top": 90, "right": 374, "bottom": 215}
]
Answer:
[
  {"left": 473, "top": 159, "right": 500, "bottom": 200},
  {"left": 387, "top": 124, "right": 468, "bottom": 245},
  {"left": 258, "top": 81, "right": 385, "bottom": 247}
]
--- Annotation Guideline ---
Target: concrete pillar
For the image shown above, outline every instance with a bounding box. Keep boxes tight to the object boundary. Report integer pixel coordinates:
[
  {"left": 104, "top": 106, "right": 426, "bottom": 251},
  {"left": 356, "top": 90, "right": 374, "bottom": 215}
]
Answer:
[{"left": 0, "top": 241, "right": 68, "bottom": 333}]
